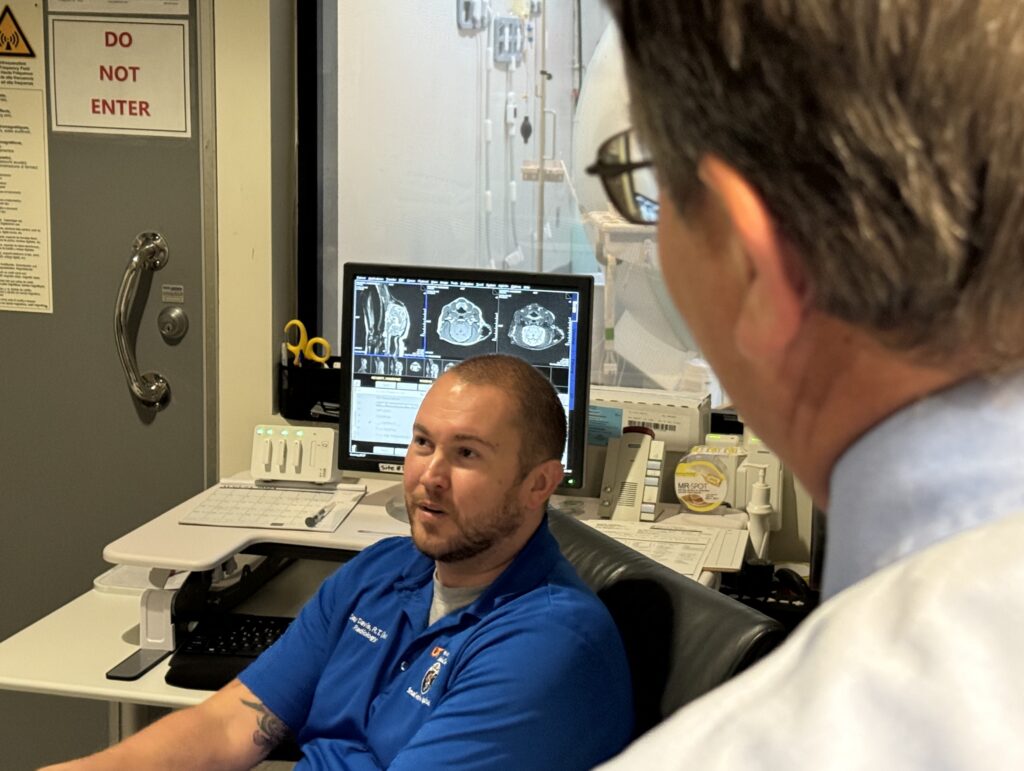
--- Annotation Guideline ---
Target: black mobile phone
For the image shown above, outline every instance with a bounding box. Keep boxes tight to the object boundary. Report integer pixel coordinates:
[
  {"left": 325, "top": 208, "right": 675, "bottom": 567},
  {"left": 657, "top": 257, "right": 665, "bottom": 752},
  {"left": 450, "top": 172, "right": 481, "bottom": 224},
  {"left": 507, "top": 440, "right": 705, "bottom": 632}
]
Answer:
[{"left": 106, "top": 648, "right": 172, "bottom": 681}]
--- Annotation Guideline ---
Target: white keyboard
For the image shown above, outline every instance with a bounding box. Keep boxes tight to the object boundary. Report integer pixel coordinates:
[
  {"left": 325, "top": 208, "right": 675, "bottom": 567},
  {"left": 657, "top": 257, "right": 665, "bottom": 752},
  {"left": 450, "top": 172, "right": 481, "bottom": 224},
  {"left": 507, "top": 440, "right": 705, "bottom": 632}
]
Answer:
[{"left": 179, "top": 482, "right": 365, "bottom": 533}]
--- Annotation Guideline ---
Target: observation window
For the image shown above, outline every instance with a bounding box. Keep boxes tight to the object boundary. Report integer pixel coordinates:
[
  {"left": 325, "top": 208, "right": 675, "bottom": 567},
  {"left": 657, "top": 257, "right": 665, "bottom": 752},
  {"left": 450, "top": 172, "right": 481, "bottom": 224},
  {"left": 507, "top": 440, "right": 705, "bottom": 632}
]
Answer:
[{"left": 297, "top": 0, "right": 720, "bottom": 402}]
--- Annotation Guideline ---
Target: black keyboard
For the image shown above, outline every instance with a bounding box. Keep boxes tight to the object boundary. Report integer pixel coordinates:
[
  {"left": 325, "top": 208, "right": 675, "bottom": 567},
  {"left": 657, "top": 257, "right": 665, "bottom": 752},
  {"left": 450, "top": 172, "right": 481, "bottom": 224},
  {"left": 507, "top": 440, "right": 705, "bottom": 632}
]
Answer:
[
  {"left": 180, "top": 613, "right": 292, "bottom": 656},
  {"left": 166, "top": 613, "right": 293, "bottom": 690}
]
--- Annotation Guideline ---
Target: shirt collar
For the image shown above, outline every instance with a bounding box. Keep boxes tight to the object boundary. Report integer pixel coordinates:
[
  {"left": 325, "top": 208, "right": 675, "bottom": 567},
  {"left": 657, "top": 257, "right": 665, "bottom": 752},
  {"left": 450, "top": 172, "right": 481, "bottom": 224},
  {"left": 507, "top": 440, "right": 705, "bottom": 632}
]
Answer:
[
  {"left": 470, "top": 513, "right": 561, "bottom": 612},
  {"left": 393, "top": 513, "right": 561, "bottom": 614},
  {"left": 824, "top": 370, "right": 1024, "bottom": 599}
]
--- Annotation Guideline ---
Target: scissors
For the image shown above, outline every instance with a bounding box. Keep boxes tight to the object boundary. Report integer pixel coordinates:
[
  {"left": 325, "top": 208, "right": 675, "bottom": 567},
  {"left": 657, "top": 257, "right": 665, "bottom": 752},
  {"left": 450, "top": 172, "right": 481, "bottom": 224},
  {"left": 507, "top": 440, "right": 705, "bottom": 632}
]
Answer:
[{"left": 284, "top": 319, "right": 331, "bottom": 366}]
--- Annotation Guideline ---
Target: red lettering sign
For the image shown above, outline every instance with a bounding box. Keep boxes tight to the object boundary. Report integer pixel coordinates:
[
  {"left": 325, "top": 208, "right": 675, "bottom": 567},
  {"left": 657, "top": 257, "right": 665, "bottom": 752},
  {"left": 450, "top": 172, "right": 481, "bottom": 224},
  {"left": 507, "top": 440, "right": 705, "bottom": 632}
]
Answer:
[
  {"left": 90, "top": 98, "right": 151, "bottom": 117},
  {"left": 98, "top": 64, "right": 141, "bottom": 82},
  {"left": 104, "top": 31, "right": 133, "bottom": 47}
]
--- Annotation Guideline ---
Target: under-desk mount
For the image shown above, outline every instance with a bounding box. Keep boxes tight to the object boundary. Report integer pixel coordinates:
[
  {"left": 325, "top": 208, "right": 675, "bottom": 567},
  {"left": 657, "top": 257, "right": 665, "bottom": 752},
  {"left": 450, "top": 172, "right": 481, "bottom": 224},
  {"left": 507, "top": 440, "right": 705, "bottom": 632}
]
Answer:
[{"left": 106, "top": 554, "right": 291, "bottom": 681}]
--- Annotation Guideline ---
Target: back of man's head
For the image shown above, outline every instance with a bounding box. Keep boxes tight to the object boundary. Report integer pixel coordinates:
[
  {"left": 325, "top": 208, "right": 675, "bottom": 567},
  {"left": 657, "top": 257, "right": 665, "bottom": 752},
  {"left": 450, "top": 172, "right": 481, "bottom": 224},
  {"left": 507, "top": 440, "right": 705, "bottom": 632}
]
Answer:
[
  {"left": 607, "top": 0, "right": 1024, "bottom": 373},
  {"left": 448, "top": 354, "right": 567, "bottom": 478}
]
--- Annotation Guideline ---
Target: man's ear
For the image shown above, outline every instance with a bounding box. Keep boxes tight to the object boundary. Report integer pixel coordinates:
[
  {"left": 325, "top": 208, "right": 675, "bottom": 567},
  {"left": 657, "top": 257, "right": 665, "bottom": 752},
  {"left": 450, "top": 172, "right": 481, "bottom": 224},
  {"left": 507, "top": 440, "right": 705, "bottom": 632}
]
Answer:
[
  {"left": 522, "top": 459, "right": 564, "bottom": 507},
  {"left": 698, "top": 155, "right": 806, "bottom": 363}
]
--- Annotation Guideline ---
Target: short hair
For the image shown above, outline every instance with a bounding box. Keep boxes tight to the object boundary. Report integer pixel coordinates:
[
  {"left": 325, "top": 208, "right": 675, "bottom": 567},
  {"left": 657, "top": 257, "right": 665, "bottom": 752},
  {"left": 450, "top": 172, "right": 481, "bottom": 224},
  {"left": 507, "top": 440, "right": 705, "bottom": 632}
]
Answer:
[
  {"left": 607, "top": 0, "right": 1024, "bottom": 372},
  {"left": 448, "top": 354, "right": 566, "bottom": 476}
]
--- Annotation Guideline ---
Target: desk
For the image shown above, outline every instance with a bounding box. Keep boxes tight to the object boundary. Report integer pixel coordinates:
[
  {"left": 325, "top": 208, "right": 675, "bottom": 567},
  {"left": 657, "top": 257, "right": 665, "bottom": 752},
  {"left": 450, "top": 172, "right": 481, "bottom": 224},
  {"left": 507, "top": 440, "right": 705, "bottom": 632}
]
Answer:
[
  {"left": 0, "top": 558, "right": 340, "bottom": 743},
  {"left": 0, "top": 588, "right": 198, "bottom": 746},
  {"left": 0, "top": 474, "right": 462, "bottom": 723},
  {"left": 0, "top": 479, "right": 726, "bottom": 748},
  {"left": 104, "top": 476, "right": 412, "bottom": 571},
  {"left": 0, "top": 590, "right": 193, "bottom": 710}
]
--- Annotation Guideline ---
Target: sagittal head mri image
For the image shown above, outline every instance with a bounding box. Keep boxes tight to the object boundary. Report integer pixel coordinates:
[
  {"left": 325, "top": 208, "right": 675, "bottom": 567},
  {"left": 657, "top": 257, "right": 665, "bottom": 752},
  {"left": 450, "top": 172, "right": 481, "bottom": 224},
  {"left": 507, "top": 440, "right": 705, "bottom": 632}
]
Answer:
[{"left": 359, "top": 282, "right": 416, "bottom": 360}]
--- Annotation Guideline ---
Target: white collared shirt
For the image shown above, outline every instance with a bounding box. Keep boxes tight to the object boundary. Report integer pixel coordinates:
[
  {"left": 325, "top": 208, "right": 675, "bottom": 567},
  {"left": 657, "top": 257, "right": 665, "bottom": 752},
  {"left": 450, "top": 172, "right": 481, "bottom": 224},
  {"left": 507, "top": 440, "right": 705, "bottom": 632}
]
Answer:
[{"left": 600, "top": 372, "right": 1024, "bottom": 770}]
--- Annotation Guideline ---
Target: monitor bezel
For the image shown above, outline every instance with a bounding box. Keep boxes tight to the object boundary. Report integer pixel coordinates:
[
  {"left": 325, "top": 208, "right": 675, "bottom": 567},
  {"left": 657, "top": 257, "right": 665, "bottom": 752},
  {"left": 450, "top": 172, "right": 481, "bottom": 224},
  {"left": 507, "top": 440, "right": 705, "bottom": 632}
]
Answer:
[{"left": 337, "top": 262, "right": 592, "bottom": 489}]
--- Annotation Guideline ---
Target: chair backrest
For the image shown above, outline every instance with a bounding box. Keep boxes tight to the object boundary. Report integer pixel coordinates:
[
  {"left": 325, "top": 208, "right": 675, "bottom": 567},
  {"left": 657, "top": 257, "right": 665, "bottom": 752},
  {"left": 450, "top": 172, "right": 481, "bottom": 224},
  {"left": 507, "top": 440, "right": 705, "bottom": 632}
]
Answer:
[{"left": 548, "top": 510, "right": 786, "bottom": 737}]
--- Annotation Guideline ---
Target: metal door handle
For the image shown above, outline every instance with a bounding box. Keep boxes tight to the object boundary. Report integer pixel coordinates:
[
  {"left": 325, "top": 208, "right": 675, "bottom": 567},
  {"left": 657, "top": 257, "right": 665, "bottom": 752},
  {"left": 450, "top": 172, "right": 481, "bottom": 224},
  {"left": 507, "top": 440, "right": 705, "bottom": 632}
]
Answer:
[{"left": 115, "top": 232, "right": 170, "bottom": 406}]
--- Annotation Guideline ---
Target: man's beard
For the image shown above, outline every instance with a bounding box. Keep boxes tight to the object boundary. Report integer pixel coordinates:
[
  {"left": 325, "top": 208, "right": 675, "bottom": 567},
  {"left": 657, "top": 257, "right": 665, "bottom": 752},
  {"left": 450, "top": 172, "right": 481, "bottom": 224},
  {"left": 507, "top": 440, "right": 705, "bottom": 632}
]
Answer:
[{"left": 410, "top": 489, "right": 524, "bottom": 564}]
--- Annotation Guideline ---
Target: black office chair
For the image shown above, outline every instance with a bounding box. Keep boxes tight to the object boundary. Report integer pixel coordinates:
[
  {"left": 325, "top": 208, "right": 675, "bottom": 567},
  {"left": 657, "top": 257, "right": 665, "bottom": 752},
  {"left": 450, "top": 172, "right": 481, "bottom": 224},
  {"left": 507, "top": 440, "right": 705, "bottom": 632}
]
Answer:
[
  {"left": 548, "top": 509, "right": 786, "bottom": 737},
  {"left": 272, "top": 512, "right": 785, "bottom": 762}
]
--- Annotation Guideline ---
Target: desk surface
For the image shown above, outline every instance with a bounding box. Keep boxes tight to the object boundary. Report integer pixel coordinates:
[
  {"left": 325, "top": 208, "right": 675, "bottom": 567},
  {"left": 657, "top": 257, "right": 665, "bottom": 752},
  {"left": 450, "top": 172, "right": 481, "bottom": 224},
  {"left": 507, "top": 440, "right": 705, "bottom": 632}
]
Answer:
[
  {"left": 0, "top": 559, "right": 338, "bottom": 709},
  {"left": 104, "top": 477, "right": 412, "bottom": 571},
  {"left": 0, "top": 589, "right": 201, "bottom": 709},
  {"left": 2, "top": 483, "right": 724, "bottom": 710}
]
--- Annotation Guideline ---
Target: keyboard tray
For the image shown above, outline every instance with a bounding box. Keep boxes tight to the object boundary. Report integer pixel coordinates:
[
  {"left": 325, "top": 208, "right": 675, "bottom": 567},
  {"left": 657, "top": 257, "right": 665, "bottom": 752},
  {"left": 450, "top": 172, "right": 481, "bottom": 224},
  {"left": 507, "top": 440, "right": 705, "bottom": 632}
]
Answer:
[{"left": 166, "top": 613, "right": 293, "bottom": 691}]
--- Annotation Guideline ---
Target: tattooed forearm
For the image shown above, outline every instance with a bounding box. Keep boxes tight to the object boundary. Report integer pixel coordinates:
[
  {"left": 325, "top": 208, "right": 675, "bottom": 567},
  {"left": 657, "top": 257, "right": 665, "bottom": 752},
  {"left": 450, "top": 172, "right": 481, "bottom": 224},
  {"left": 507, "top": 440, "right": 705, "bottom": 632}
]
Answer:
[{"left": 241, "top": 698, "right": 290, "bottom": 750}]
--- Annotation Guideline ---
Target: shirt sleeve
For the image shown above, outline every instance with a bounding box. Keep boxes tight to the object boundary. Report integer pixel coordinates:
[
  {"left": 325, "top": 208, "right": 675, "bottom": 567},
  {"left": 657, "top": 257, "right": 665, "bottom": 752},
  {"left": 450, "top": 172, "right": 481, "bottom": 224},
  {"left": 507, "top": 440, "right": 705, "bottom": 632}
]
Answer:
[{"left": 387, "top": 611, "right": 634, "bottom": 771}]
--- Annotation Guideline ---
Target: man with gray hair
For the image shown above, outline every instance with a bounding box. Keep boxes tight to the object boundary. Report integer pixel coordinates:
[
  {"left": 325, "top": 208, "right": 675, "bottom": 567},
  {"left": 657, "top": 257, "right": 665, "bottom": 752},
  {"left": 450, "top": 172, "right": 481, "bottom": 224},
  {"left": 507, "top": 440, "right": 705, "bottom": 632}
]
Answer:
[{"left": 587, "top": 1, "right": 1024, "bottom": 767}]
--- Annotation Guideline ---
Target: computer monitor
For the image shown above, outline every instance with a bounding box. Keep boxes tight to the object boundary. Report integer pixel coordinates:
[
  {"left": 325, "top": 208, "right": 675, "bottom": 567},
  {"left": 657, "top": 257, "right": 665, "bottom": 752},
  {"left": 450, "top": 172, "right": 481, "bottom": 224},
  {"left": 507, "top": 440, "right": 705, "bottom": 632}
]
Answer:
[{"left": 338, "top": 262, "right": 593, "bottom": 489}]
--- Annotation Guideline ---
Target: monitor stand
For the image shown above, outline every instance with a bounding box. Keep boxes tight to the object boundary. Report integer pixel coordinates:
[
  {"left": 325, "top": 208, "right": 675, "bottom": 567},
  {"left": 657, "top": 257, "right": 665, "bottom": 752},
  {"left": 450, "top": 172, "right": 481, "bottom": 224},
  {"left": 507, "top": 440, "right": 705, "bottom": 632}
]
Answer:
[
  {"left": 337, "top": 472, "right": 409, "bottom": 524},
  {"left": 385, "top": 494, "right": 408, "bottom": 523}
]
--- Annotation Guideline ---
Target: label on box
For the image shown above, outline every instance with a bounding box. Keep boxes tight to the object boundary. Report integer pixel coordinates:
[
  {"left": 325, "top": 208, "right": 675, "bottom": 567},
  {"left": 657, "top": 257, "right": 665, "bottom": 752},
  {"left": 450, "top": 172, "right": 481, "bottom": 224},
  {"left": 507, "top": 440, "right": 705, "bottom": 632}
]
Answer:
[
  {"left": 589, "top": 385, "right": 710, "bottom": 452},
  {"left": 618, "top": 405, "right": 698, "bottom": 450},
  {"left": 625, "top": 410, "right": 685, "bottom": 437},
  {"left": 586, "top": 405, "right": 624, "bottom": 447}
]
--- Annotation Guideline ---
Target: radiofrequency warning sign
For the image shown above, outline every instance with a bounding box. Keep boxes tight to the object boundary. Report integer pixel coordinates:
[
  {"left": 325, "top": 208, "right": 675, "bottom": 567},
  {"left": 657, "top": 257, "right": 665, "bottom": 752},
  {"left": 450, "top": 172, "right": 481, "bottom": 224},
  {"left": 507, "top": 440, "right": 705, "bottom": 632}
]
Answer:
[
  {"left": 0, "top": 5, "right": 35, "bottom": 57},
  {"left": 0, "top": 1, "right": 53, "bottom": 314}
]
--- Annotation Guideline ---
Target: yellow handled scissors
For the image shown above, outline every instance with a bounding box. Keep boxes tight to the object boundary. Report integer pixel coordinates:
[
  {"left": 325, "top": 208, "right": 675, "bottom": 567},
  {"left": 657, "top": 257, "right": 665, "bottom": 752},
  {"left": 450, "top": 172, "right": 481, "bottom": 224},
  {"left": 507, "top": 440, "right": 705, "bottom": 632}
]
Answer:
[{"left": 284, "top": 319, "right": 331, "bottom": 366}]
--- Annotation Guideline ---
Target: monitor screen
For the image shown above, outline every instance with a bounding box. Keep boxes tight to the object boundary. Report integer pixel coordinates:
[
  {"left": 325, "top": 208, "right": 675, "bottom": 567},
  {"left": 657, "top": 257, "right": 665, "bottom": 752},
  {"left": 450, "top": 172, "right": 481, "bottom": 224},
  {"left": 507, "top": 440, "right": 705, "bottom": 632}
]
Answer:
[{"left": 338, "top": 262, "right": 593, "bottom": 489}]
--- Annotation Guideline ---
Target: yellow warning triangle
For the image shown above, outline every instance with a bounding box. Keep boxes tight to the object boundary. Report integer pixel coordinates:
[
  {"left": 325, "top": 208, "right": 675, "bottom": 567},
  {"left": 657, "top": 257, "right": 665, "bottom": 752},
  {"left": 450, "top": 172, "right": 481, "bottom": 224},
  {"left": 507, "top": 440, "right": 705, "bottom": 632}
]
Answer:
[{"left": 0, "top": 5, "right": 35, "bottom": 58}]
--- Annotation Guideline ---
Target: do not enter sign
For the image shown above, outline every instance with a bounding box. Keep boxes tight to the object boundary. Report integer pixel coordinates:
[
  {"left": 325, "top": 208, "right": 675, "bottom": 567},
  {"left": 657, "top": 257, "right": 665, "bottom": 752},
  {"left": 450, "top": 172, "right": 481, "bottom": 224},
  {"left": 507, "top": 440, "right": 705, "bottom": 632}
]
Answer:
[{"left": 48, "top": 16, "right": 191, "bottom": 137}]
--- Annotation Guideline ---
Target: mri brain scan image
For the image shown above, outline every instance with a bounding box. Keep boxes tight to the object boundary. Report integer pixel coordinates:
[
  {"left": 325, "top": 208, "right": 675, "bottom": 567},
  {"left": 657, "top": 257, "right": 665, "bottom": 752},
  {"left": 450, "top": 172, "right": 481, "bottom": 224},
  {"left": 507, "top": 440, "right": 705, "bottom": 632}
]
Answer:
[
  {"left": 361, "top": 284, "right": 410, "bottom": 358},
  {"left": 508, "top": 303, "right": 566, "bottom": 351},
  {"left": 437, "top": 297, "right": 493, "bottom": 346}
]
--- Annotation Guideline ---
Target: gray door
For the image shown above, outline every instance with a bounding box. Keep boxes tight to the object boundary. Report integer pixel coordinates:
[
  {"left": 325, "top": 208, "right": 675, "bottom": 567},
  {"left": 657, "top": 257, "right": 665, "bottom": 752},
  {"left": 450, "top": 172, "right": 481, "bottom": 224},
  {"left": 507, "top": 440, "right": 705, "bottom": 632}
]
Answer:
[{"left": 0, "top": 3, "right": 212, "bottom": 767}]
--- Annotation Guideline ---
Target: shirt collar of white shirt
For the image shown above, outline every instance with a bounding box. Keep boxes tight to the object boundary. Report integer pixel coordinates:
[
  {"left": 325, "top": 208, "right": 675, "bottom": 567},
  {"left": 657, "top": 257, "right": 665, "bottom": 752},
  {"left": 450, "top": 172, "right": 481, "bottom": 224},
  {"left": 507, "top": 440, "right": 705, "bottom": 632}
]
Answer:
[{"left": 824, "top": 369, "right": 1024, "bottom": 599}]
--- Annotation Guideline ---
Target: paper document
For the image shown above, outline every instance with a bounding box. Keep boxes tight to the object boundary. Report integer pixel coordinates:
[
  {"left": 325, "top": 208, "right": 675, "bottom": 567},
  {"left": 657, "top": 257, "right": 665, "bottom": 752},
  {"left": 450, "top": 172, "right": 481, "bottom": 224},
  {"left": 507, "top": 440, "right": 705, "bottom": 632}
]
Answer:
[
  {"left": 180, "top": 481, "right": 366, "bottom": 533},
  {"left": 584, "top": 520, "right": 747, "bottom": 579},
  {"left": 651, "top": 520, "right": 748, "bottom": 572}
]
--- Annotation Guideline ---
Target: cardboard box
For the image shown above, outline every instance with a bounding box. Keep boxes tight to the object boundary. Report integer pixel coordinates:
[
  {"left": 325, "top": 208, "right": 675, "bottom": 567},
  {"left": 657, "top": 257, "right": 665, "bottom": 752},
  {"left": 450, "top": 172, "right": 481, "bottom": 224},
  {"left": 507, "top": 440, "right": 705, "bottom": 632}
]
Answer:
[
  {"left": 588, "top": 385, "right": 710, "bottom": 452},
  {"left": 582, "top": 385, "right": 711, "bottom": 498}
]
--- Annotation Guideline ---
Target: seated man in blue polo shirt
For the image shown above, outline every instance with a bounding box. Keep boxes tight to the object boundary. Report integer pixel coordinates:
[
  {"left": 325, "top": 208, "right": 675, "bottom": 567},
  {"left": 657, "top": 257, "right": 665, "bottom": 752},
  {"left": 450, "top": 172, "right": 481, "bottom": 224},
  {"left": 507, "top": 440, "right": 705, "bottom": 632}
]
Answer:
[{"left": 50, "top": 353, "right": 633, "bottom": 770}]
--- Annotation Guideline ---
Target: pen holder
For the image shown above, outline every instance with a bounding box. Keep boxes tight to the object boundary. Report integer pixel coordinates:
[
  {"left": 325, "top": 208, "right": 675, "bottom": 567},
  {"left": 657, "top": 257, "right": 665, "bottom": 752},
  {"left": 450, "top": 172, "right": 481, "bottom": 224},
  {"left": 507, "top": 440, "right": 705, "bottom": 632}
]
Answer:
[{"left": 277, "top": 359, "right": 341, "bottom": 422}]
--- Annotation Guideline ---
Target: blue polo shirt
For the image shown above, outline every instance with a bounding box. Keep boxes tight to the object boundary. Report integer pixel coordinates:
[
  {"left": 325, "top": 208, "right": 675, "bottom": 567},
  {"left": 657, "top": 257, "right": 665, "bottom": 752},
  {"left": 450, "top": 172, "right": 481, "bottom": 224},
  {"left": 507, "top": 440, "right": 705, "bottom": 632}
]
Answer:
[{"left": 240, "top": 517, "right": 634, "bottom": 770}]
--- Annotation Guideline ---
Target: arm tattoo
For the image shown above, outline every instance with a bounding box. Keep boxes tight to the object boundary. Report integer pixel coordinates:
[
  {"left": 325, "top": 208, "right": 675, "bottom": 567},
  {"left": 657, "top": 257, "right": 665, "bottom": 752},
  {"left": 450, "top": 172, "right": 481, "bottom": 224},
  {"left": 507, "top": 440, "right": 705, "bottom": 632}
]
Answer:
[{"left": 241, "top": 698, "right": 290, "bottom": 750}]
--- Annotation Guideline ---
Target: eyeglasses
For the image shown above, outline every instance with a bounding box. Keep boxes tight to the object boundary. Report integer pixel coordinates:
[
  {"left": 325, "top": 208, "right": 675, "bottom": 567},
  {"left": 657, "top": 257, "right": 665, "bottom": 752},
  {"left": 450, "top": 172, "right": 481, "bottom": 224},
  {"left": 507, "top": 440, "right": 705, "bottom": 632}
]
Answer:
[{"left": 585, "top": 128, "right": 660, "bottom": 225}]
